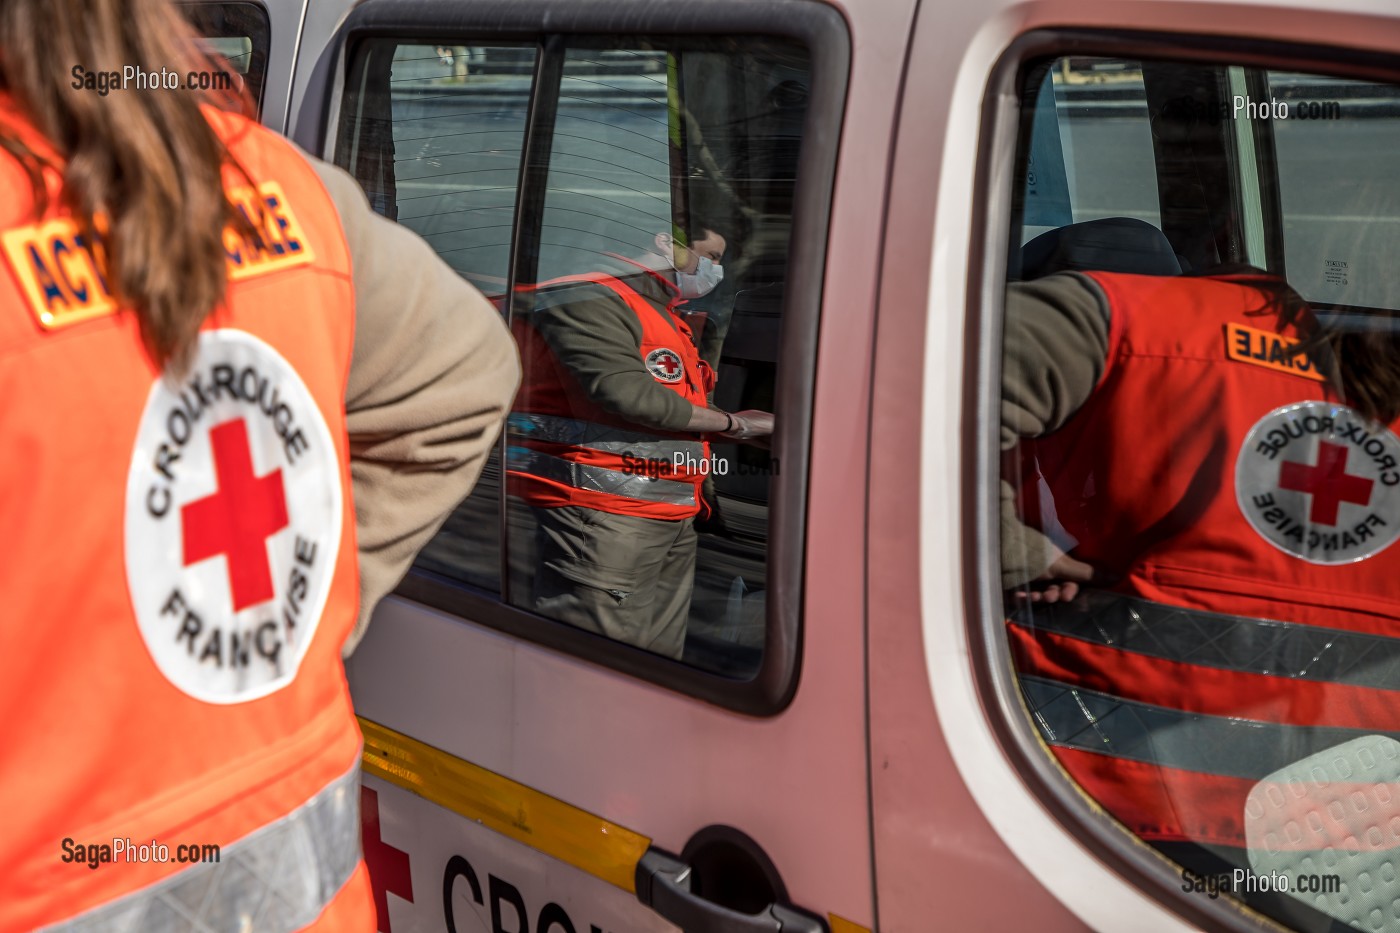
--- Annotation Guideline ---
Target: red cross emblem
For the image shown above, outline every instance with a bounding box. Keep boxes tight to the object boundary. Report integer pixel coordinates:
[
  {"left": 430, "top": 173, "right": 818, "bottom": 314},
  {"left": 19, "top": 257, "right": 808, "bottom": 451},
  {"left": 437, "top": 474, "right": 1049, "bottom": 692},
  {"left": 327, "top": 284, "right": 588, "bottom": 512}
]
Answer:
[
  {"left": 1278, "top": 441, "right": 1374, "bottom": 526},
  {"left": 181, "top": 418, "right": 290, "bottom": 611},
  {"left": 646, "top": 348, "right": 684, "bottom": 383},
  {"left": 362, "top": 787, "right": 414, "bottom": 933}
]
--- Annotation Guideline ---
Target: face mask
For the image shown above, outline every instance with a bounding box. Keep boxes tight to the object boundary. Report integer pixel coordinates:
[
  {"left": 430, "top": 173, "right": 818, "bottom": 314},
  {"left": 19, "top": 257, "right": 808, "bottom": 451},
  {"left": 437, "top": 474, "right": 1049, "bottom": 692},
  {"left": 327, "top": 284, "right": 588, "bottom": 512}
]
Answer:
[{"left": 675, "top": 256, "right": 724, "bottom": 299}]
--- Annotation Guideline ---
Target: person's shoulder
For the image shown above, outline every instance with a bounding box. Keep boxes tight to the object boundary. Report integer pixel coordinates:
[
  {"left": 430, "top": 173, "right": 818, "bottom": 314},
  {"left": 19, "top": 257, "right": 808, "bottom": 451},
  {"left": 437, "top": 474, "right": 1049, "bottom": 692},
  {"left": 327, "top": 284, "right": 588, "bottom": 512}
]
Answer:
[
  {"left": 1009, "top": 271, "right": 1111, "bottom": 324},
  {"left": 533, "top": 271, "right": 634, "bottom": 311},
  {"left": 525, "top": 276, "right": 646, "bottom": 344},
  {"left": 202, "top": 105, "right": 324, "bottom": 187}
]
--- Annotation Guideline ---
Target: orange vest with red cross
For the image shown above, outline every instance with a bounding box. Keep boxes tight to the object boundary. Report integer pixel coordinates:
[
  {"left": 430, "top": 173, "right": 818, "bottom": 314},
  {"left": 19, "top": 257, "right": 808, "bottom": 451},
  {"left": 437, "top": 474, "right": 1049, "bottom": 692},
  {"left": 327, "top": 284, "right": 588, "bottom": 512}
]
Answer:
[
  {"left": 0, "top": 95, "right": 375, "bottom": 932},
  {"left": 507, "top": 268, "right": 716, "bottom": 520},
  {"left": 1008, "top": 271, "right": 1400, "bottom": 858}
]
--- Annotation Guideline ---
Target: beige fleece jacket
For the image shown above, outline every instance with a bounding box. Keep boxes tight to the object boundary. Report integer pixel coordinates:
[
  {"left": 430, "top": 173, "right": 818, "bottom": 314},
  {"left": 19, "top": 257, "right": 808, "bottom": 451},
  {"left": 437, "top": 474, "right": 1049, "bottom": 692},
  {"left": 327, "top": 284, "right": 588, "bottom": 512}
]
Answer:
[{"left": 1000, "top": 272, "right": 1110, "bottom": 588}]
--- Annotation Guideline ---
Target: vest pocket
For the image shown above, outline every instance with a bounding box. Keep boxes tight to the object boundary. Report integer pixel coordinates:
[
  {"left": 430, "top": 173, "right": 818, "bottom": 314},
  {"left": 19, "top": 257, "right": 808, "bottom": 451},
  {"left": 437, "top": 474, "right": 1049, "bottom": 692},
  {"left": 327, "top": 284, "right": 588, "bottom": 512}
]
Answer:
[{"left": 1144, "top": 563, "right": 1400, "bottom": 634}]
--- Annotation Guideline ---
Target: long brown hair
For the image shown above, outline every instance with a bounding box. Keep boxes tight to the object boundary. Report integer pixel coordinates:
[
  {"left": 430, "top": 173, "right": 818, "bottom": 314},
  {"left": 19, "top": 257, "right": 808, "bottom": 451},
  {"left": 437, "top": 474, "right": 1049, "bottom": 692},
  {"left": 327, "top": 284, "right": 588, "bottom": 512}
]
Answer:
[
  {"left": 0, "top": 0, "right": 254, "bottom": 372},
  {"left": 1230, "top": 269, "right": 1400, "bottom": 425},
  {"left": 1285, "top": 304, "right": 1400, "bottom": 428}
]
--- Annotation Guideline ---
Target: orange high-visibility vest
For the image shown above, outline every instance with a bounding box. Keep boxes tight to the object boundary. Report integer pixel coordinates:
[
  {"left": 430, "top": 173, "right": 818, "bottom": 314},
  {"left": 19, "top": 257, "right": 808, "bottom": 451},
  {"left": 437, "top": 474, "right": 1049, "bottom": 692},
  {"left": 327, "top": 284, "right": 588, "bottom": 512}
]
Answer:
[
  {"left": 508, "top": 270, "right": 716, "bottom": 520},
  {"left": 0, "top": 96, "right": 374, "bottom": 932},
  {"left": 1009, "top": 272, "right": 1400, "bottom": 857}
]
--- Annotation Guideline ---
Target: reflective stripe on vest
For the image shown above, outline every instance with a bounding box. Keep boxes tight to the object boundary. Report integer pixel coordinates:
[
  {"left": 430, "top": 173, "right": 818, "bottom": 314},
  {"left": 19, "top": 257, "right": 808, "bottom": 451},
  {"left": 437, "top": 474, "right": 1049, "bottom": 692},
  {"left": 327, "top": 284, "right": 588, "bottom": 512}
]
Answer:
[
  {"left": 508, "top": 412, "right": 705, "bottom": 460},
  {"left": 1012, "top": 592, "right": 1400, "bottom": 848},
  {"left": 507, "top": 446, "right": 697, "bottom": 506},
  {"left": 506, "top": 269, "right": 712, "bottom": 519},
  {"left": 1005, "top": 273, "right": 1400, "bottom": 852},
  {"left": 1012, "top": 591, "right": 1400, "bottom": 690},
  {"left": 1020, "top": 675, "right": 1398, "bottom": 781},
  {"left": 39, "top": 764, "right": 360, "bottom": 933}
]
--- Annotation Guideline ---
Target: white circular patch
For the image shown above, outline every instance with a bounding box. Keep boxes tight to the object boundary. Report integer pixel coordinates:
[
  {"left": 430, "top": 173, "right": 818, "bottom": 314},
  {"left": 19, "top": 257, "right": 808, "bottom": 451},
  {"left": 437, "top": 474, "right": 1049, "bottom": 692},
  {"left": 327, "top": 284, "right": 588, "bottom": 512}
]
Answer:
[
  {"left": 1236, "top": 401, "right": 1400, "bottom": 564},
  {"left": 645, "top": 347, "right": 685, "bottom": 384},
  {"left": 124, "top": 330, "right": 342, "bottom": 704}
]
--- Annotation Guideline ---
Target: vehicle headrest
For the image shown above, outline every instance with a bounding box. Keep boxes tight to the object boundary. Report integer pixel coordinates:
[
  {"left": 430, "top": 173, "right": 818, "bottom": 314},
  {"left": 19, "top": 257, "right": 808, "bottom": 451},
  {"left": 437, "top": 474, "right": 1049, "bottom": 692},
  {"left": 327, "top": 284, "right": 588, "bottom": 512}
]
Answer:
[{"left": 1018, "top": 217, "right": 1182, "bottom": 279}]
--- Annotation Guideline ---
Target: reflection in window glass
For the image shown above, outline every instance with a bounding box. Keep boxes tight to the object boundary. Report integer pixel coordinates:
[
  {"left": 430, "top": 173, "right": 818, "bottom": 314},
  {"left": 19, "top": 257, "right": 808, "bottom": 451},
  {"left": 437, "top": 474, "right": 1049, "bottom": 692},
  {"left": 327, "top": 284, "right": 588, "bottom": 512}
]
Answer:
[
  {"left": 202, "top": 37, "right": 253, "bottom": 73},
  {"left": 506, "top": 40, "right": 808, "bottom": 676},
  {"left": 1001, "top": 55, "right": 1400, "bottom": 932},
  {"left": 537, "top": 49, "right": 675, "bottom": 280},
  {"left": 385, "top": 44, "right": 535, "bottom": 302},
  {"left": 1050, "top": 60, "right": 1159, "bottom": 235},
  {"left": 1269, "top": 72, "right": 1400, "bottom": 309},
  {"left": 335, "top": 41, "right": 538, "bottom": 593}
]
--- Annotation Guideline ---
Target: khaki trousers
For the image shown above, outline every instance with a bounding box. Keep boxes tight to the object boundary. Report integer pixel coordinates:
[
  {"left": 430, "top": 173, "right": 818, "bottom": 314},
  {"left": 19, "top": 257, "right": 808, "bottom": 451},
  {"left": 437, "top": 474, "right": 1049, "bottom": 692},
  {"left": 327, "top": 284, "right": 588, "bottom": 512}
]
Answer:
[{"left": 530, "top": 505, "right": 697, "bottom": 659}]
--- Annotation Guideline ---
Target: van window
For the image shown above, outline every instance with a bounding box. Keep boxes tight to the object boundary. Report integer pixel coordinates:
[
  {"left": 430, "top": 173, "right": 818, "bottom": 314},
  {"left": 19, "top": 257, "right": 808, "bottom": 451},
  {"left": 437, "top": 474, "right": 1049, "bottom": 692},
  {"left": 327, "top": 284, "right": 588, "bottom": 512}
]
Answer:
[
  {"left": 335, "top": 29, "right": 828, "bottom": 698},
  {"left": 998, "top": 52, "right": 1400, "bottom": 931},
  {"left": 505, "top": 39, "right": 805, "bottom": 678},
  {"left": 181, "top": 1, "right": 271, "bottom": 117}
]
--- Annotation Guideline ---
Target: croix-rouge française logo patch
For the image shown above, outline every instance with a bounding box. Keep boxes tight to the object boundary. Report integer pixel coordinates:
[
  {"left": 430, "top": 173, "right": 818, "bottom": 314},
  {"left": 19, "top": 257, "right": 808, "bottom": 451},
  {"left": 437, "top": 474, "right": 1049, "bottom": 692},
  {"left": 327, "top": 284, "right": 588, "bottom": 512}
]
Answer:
[
  {"left": 644, "top": 347, "right": 685, "bottom": 384},
  {"left": 1236, "top": 401, "right": 1400, "bottom": 564},
  {"left": 124, "top": 330, "right": 341, "bottom": 703}
]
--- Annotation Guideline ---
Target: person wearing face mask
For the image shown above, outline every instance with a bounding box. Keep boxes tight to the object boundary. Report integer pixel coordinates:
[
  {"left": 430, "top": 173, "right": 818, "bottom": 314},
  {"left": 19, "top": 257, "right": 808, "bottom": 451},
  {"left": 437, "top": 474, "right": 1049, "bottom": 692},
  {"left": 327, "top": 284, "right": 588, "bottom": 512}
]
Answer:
[
  {"left": 674, "top": 239, "right": 725, "bottom": 299},
  {"left": 507, "top": 204, "right": 772, "bottom": 659}
]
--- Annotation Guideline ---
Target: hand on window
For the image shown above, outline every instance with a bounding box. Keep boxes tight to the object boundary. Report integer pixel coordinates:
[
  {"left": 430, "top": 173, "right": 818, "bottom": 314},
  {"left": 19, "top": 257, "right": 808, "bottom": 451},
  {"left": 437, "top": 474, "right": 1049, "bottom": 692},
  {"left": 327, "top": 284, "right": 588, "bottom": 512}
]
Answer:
[{"left": 720, "top": 410, "right": 774, "bottom": 443}]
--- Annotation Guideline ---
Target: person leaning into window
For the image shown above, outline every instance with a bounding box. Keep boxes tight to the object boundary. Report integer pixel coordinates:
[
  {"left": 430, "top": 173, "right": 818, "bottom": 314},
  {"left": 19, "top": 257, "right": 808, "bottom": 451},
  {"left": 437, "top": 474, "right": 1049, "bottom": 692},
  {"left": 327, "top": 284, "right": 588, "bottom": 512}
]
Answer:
[
  {"left": 1000, "top": 267, "right": 1400, "bottom": 878},
  {"left": 507, "top": 203, "right": 771, "bottom": 660},
  {"left": 0, "top": 1, "right": 519, "bottom": 930}
]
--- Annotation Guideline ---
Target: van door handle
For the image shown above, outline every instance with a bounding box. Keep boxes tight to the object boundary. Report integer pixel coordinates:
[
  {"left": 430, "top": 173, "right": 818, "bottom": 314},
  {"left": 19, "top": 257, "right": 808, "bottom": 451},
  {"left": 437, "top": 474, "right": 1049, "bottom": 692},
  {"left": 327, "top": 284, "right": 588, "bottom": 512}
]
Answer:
[{"left": 635, "top": 849, "right": 826, "bottom": 933}]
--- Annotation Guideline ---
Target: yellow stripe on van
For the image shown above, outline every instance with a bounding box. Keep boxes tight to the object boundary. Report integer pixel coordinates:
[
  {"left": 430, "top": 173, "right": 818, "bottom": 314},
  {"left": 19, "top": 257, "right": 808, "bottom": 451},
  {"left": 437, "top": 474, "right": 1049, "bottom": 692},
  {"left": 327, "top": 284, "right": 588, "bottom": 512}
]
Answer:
[
  {"left": 358, "top": 717, "right": 652, "bottom": 893},
  {"left": 828, "top": 913, "right": 873, "bottom": 933}
]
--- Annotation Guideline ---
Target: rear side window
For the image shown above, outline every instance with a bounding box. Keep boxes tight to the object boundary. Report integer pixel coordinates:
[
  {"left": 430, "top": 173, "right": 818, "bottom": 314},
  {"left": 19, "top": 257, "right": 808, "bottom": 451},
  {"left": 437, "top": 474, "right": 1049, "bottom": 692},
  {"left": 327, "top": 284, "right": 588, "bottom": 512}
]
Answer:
[
  {"left": 994, "top": 47, "right": 1400, "bottom": 931},
  {"left": 181, "top": 1, "right": 271, "bottom": 117},
  {"left": 333, "top": 19, "right": 842, "bottom": 710}
]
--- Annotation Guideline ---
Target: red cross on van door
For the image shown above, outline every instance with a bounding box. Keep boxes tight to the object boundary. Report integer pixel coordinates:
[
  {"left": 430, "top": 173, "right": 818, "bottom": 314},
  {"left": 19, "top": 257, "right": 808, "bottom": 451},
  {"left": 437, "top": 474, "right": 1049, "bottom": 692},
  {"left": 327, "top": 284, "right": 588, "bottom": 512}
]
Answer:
[
  {"left": 1278, "top": 441, "right": 1374, "bottom": 526},
  {"left": 182, "top": 418, "right": 289, "bottom": 611},
  {"left": 361, "top": 786, "right": 414, "bottom": 933}
]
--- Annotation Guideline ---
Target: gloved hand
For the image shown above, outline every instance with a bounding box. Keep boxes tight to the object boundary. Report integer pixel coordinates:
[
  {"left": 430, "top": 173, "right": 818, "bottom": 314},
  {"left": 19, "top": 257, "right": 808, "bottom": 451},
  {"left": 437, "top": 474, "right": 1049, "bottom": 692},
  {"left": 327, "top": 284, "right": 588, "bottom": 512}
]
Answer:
[{"left": 720, "top": 409, "right": 774, "bottom": 441}]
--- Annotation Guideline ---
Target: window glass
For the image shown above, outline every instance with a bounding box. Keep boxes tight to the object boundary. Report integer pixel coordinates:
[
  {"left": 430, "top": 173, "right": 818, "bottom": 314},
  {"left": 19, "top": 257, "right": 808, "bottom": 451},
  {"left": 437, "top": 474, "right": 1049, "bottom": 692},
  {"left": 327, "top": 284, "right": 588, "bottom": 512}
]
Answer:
[
  {"left": 335, "top": 40, "right": 538, "bottom": 592},
  {"left": 1020, "top": 59, "right": 1159, "bottom": 245},
  {"left": 335, "top": 35, "right": 812, "bottom": 680},
  {"left": 506, "top": 39, "right": 808, "bottom": 677},
  {"left": 203, "top": 37, "right": 253, "bottom": 71},
  {"left": 1268, "top": 71, "right": 1400, "bottom": 309},
  {"left": 536, "top": 48, "right": 675, "bottom": 279},
  {"left": 181, "top": 1, "right": 271, "bottom": 117},
  {"left": 1000, "top": 54, "right": 1400, "bottom": 931}
]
